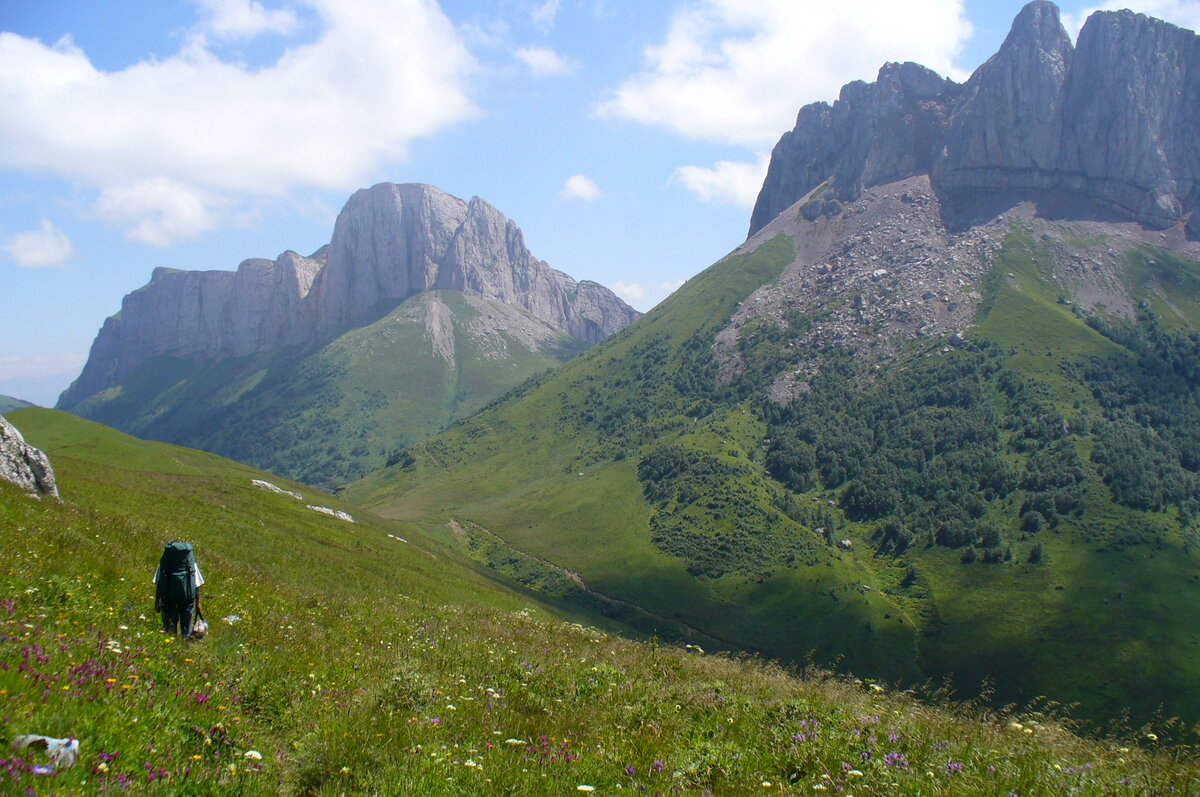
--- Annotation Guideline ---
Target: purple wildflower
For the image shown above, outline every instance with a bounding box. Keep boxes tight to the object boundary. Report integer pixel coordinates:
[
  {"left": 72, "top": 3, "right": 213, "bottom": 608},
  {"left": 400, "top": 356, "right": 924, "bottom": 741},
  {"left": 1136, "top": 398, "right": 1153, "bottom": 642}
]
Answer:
[
  {"left": 625, "top": 764, "right": 636, "bottom": 777},
  {"left": 652, "top": 759, "right": 665, "bottom": 774},
  {"left": 946, "top": 761, "right": 964, "bottom": 775}
]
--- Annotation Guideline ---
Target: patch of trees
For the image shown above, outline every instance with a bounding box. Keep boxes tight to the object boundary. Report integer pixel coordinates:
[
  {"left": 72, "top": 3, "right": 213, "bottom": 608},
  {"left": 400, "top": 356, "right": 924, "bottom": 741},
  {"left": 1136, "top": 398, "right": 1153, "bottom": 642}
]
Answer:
[{"left": 1084, "top": 317, "right": 1200, "bottom": 516}]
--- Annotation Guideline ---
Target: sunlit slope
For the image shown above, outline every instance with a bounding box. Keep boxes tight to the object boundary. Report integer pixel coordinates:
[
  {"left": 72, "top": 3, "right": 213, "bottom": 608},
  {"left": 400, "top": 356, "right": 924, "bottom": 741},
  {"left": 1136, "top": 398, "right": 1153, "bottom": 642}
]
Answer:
[
  {"left": 5, "top": 407, "right": 552, "bottom": 612},
  {"left": 347, "top": 220, "right": 1200, "bottom": 728},
  {"left": 4, "top": 412, "right": 1197, "bottom": 793},
  {"left": 347, "top": 236, "right": 923, "bottom": 681}
]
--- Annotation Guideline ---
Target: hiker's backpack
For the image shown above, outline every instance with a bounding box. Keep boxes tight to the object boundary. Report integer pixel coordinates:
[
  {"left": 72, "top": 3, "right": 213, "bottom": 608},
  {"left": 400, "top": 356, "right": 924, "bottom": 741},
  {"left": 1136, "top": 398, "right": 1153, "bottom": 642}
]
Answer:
[{"left": 157, "top": 541, "right": 197, "bottom": 605}]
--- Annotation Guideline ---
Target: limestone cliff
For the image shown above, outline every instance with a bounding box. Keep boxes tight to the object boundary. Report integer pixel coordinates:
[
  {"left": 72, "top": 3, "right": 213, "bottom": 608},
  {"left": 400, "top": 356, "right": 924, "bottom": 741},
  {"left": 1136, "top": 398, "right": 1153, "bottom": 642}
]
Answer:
[{"left": 749, "top": 1, "right": 1200, "bottom": 237}]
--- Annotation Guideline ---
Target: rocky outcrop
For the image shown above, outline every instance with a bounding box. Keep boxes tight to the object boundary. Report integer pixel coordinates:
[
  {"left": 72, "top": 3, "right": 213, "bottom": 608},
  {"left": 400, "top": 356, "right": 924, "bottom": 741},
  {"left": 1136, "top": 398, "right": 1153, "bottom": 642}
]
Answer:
[
  {"left": 0, "top": 415, "right": 59, "bottom": 499},
  {"left": 750, "top": 1, "right": 1200, "bottom": 237},
  {"left": 60, "top": 184, "right": 639, "bottom": 408}
]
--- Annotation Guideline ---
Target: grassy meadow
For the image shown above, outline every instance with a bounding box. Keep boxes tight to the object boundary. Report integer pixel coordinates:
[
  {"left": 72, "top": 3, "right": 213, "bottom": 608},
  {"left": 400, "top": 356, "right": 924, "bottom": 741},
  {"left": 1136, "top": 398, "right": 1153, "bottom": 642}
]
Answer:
[{"left": 3, "top": 412, "right": 1200, "bottom": 794}]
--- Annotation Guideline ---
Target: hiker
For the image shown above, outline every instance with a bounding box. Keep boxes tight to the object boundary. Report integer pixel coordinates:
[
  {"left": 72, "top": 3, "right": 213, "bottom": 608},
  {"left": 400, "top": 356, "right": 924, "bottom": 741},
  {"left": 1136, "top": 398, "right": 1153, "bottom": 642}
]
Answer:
[{"left": 153, "top": 540, "right": 205, "bottom": 638}]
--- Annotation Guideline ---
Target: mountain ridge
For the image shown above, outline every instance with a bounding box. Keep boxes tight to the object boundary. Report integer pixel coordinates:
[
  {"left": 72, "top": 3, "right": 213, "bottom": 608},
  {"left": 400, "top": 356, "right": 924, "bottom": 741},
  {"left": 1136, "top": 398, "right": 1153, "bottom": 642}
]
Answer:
[
  {"left": 60, "top": 183, "right": 639, "bottom": 411},
  {"left": 345, "top": 2, "right": 1200, "bottom": 726},
  {"left": 750, "top": 1, "right": 1200, "bottom": 239},
  {"left": 57, "top": 184, "right": 640, "bottom": 485}
]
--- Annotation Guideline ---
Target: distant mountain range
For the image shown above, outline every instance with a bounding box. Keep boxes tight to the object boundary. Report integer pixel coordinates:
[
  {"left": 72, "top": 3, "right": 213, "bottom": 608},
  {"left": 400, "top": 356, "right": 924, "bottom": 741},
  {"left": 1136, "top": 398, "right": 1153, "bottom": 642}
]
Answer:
[
  {"left": 345, "top": 1, "right": 1200, "bottom": 728},
  {"left": 58, "top": 183, "right": 640, "bottom": 486},
  {"left": 0, "top": 395, "right": 33, "bottom": 414}
]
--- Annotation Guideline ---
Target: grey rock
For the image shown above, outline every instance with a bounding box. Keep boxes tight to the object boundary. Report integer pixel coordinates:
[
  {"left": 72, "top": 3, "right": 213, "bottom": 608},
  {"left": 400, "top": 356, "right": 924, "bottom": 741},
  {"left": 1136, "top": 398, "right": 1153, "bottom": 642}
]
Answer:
[
  {"left": 0, "top": 415, "right": 59, "bottom": 499},
  {"left": 750, "top": 1, "right": 1200, "bottom": 237}
]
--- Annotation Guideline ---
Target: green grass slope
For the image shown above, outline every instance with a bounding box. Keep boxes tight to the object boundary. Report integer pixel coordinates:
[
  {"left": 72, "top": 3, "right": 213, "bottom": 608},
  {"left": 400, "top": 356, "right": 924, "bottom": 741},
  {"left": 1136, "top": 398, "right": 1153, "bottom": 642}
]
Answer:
[
  {"left": 65, "top": 290, "right": 587, "bottom": 487},
  {"left": 347, "top": 222, "right": 1200, "bottom": 730},
  {"left": 3, "top": 408, "right": 1198, "bottom": 794}
]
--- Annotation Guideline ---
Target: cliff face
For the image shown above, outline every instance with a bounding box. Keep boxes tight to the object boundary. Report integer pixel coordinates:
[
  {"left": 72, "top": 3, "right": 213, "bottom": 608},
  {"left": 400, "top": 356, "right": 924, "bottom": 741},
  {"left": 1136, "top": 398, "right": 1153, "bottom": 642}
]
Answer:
[
  {"left": 61, "top": 184, "right": 639, "bottom": 408},
  {"left": 749, "top": 1, "right": 1200, "bottom": 237}
]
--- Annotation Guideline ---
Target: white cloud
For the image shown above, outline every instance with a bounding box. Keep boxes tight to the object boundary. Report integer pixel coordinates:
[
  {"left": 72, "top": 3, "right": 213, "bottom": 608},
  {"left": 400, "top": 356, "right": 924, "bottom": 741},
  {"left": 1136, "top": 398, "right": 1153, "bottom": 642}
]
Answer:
[
  {"left": 559, "top": 174, "right": 603, "bottom": 201},
  {"left": 5, "top": 219, "right": 73, "bottom": 267},
  {"left": 1062, "top": 0, "right": 1200, "bottom": 37},
  {"left": 531, "top": 0, "right": 561, "bottom": 34},
  {"left": 671, "top": 154, "right": 769, "bottom": 208},
  {"left": 96, "top": 178, "right": 223, "bottom": 247},
  {"left": 597, "top": 0, "right": 972, "bottom": 147},
  {"left": 515, "top": 45, "right": 575, "bottom": 76},
  {"left": 196, "top": 0, "right": 299, "bottom": 38},
  {"left": 0, "top": 0, "right": 478, "bottom": 246},
  {"left": 612, "top": 281, "right": 645, "bottom": 301}
]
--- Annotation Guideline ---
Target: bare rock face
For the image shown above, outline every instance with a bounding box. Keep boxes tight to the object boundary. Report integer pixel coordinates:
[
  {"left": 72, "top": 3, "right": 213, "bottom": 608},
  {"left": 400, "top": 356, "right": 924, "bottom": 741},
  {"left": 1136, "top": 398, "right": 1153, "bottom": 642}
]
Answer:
[
  {"left": 62, "top": 250, "right": 324, "bottom": 406},
  {"left": 0, "top": 415, "right": 59, "bottom": 499},
  {"left": 60, "top": 184, "right": 639, "bottom": 408},
  {"left": 750, "top": 1, "right": 1200, "bottom": 237}
]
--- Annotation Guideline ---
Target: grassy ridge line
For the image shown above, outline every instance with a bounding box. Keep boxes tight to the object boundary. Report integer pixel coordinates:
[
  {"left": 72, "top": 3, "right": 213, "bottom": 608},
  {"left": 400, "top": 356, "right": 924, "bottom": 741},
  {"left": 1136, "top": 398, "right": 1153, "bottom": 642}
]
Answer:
[{"left": 1, "top": 415, "right": 1197, "bottom": 793}]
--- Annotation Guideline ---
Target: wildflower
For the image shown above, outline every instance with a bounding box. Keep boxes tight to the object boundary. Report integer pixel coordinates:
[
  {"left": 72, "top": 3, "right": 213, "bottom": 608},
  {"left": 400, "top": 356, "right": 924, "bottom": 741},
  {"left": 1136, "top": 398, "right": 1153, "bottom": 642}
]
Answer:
[
  {"left": 625, "top": 764, "right": 636, "bottom": 777},
  {"left": 1146, "top": 733, "right": 1159, "bottom": 742},
  {"left": 243, "top": 750, "right": 263, "bottom": 761},
  {"left": 847, "top": 770, "right": 864, "bottom": 777},
  {"left": 1008, "top": 722, "right": 1024, "bottom": 731},
  {"left": 340, "top": 766, "right": 350, "bottom": 774},
  {"left": 946, "top": 761, "right": 964, "bottom": 775},
  {"left": 505, "top": 739, "right": 526, "bottom": 745},
  {"left": 652, "top": 759, "right": 665, "bottom": 773},
  {"left": 32, "top": 764, "right": 54, "bottom": 775},
  {"left": 577, "top": 786, "right": 595, "bottom": 792}
]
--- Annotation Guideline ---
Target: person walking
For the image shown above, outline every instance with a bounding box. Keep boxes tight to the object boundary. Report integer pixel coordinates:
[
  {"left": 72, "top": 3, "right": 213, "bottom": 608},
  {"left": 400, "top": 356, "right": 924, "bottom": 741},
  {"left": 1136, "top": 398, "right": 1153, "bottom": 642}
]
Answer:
[{"left": 153, "top": 540, "right": 205, "bottom": 638}]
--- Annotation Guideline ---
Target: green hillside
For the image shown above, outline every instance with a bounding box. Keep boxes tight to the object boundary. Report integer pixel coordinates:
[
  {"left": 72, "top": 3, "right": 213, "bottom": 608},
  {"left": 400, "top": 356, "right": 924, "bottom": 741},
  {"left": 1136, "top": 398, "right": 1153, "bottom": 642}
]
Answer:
[
  {"left": 3, "top": 408, "right": 1198, "bottom": 794},
  {"left": 67, "top": 290, "right": 586, "bottom": 487},
  {"left": 346, "top": 221, "right": 1200, "bottom": 729}
]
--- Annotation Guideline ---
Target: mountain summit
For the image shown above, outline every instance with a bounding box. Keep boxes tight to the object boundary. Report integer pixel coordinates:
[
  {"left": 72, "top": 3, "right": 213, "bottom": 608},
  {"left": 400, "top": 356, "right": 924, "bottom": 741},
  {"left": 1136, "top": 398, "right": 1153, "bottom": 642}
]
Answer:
[
  {"left": 346, "top": 3, "right": 1200, "bottom": 727},
  {"left": 751, "top": 1, "right": 1200, "bottom": 238},
  {"left": 59, "top": 184, "right": 639, "bottom": 485}
]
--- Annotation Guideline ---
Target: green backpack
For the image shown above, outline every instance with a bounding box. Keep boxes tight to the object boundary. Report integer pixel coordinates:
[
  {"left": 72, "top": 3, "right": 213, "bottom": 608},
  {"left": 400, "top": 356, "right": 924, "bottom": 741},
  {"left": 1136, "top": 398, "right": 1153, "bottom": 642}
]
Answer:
[{"left": 157, "top": 541, "right": 197, "bottom": 605}]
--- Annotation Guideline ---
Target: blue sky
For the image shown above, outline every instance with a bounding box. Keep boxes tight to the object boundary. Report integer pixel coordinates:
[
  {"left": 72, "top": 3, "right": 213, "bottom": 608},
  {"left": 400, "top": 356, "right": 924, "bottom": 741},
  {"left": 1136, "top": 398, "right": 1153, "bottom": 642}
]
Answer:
[{"left": 2, "top": 0, "right": 1198, "bottom": 406}]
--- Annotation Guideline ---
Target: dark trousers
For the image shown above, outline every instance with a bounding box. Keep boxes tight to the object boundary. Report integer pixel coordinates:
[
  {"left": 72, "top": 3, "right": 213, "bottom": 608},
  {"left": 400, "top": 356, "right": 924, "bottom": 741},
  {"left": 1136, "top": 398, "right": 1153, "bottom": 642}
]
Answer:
[{"left": 161, "top": 603, "right": 195, "bottom": 637}]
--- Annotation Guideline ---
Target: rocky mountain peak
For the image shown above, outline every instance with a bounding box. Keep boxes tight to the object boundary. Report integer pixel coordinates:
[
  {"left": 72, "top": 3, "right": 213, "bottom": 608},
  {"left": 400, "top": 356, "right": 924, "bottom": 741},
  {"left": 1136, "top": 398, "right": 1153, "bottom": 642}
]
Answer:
[
  {"left": 750, "top": 1, "right": 1199, "bottom": 238},
  {"left": 60, "top": 183, "right": 639, "bottom": 409}
]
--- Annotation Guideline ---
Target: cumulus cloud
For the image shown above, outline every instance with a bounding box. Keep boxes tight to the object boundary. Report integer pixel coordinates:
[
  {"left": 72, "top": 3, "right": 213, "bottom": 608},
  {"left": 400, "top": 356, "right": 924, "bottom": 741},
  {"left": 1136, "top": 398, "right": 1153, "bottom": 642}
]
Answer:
[
  {"left": 1062, "top": 0, "right": 1200, "bottom": 37},
  {"left": 530, "top": 0, "right": 561, "bottom": 34},
  {"left": 196, "top": 0, "right": 299, "bottom": 38},
  {"left": 5, "top": 219, "right": 73, "bottom": 267},
  {"left": 516, "top": 45, "right": 575, "bottom": 76},
  {"left": 597, "top": 0, "right": 972, "bottom": 146},
  {"left": 0, "top": 0, "right": 478, "bottom": 246},
  {"left": 612, "top": 281, "right": 645, "bottom": 301},
  {"left": 671, "top": 154, "right": 769, "bottom": 208},
  {"left": 559, "top": 174, "right": 603, "bottom": 201},
  {"left": 96, "top": 178, "right": 223, "bottom": 247}
]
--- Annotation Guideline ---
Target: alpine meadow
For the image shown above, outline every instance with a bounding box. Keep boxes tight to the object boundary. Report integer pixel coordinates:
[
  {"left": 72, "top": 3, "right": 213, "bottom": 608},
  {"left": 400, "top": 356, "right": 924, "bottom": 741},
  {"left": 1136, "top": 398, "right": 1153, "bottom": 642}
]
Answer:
[{"left": 4, "top": 0, "right": 1200, "bottom": 794}]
